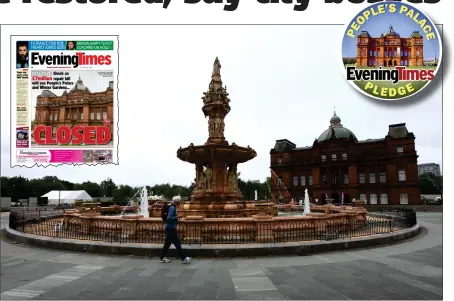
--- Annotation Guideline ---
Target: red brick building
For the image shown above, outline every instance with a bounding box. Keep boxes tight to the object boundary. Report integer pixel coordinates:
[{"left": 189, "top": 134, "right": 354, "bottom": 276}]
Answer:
[
  {"left": 356, "top": 25, "right": 424, "bottom": 67},
  {"left": 33, "top": 77, "right": 114, "bottom": 139},
  {"left": 269, "top": 111, "right": 421, "bottom": 205}
]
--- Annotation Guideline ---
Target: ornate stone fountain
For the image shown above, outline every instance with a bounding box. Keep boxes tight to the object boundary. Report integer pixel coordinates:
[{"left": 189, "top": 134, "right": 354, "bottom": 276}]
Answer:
[{"left": 177, "top": 58, "right": 277, "bottom": 218}]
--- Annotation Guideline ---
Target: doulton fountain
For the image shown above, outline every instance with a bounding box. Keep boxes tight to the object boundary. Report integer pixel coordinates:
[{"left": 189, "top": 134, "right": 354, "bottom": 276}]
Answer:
[{"left": 177, "top": 57, "right": 277, "bottom": 218}]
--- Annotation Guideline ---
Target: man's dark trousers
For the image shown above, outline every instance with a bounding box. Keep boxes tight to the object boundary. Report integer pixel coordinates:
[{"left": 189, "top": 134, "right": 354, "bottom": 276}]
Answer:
[{"left": 160, "top": 228, "right": 186, "bottom": 260}]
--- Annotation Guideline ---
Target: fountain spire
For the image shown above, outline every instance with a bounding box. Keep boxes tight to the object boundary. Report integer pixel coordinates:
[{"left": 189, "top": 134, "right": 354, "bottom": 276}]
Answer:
[{"left": 201, "top": 57, "right": 232, "bottom": 144}]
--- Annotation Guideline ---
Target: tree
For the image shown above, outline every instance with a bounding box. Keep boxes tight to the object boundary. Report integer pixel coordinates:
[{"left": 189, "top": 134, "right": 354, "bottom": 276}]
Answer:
[
  {"left": 113, "top": 184, "right": 135, "bottom": 202},
  {"left": 237, "top": 178, "right": 269, "bottom": 201},
  {"left": 100, "top": 178, "right": 118, "bottom": 197},
  {"left": 4, "top": 176, "right": 29, "bottom": 201},
  {"left": 1, "top": 176, "right": 206, "bottom": 203},
  {"left": 420, "top": 172, "right": 443, "bottom": 194},
  {"left": 74, "top": 181, "right": 104, "bottom": 197},
  {"left": 343, "top": 57, "right": 356, "bottom": 65},
  {"left": 1, "top": 176, "right": 10, "bottom": 198}
]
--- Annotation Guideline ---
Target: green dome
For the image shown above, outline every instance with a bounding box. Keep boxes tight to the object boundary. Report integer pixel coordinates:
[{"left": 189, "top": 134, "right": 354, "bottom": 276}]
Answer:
[
  {"left": 317, "top": 127, "right": 357, "bottom": 142},
  {"left": 317, "top": 110, "right": 357, "bottom": 142}
]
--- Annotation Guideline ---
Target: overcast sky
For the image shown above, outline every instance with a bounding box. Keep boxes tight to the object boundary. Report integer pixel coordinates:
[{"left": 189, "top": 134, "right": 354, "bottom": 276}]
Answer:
[{"left": 1, "top": 25, "right": 443, "bottom": 187}]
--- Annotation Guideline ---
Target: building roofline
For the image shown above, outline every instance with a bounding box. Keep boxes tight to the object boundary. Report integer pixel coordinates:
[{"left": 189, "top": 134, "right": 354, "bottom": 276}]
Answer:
[
  {"left": 274, "top": 139, "right": 296, "bottom": 147},
  {"left": 356, "top": 138, "right": 385, "bottom": 144},
  {"left": 389, "top": 123, "right": 406, "bottom": 128}
]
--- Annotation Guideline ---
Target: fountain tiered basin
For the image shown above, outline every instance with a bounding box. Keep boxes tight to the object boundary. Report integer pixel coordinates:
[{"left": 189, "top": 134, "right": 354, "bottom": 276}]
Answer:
[{"left": 177, "top": 144, "right": 257, "bottom": 165}]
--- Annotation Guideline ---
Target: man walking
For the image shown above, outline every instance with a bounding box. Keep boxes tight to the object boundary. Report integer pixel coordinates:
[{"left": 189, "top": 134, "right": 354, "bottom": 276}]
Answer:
[{"left": 159, "top": 196, "right": 191, "bottom": 264}]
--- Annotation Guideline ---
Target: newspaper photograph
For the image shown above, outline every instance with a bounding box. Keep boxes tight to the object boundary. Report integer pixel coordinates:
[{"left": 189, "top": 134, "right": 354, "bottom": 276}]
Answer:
[{"left": 10, "top": 36, "right": 119, "bottom": 166}]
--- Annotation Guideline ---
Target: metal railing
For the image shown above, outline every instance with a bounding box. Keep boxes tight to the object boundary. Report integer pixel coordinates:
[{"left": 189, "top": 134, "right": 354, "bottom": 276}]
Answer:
[{"left": 8, "top": 209, "right": 417, "bottom": 245}]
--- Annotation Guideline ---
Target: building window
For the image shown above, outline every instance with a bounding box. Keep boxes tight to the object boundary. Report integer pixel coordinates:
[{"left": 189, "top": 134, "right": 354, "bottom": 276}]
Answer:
[
  {"left": 342, "top": 153, "right": 347, "bottom": 160},
  {"left": 380, "top": 193, "right": 388, "bottom": 204},
  {"left": 321, "top": 155, "right": 326, "bottom": 162},
  {"left": 379, "top": 172, "right": 386, "bottom": 183},
  {"left": 332, "top": 154, "right": 337, "bottom": 161},
  {"left": 369, "top": 172, "right": 376, "bottom": 184},
  {"left": 103, "top": 111, "right": 107, "bottom": 120},
  {"left": 81, "top": 112, "right": 84, "bottom": 120},
  {"left": 67, "top": 112, "right": 70, "bottom": 119},
  {"left": 96, "top": 112, "right": 101, "bottom": 120},
  {"left": 277, "top": 158, "right": 282, "bottom": 165},
  {"left": 344, "top": 174, "right": 349, "bottom": 184},
  {"left": 278, "top": 177, "right": 282, "bottom": 187},
  {"left": 293, "top": 176, "right": 298, "bottom": 186},
  {"left": 52, "top": 127, "right": 56, "bottom": 134},
  {"left": 308, "top": 176, "right": 313, "bottom": 186},
  {"left": 322, "top": 175, "right": 327, "bottom": 184},
  {"left": 90, "top": 112, "right": 94, "bottom": 120},
  {"left": 300, "top": 176, "right": 306, "bottom": 186},
  {"left": 73, "top": 112, "right": 78, "bottom": 120},
  {"left": 360, "top": 193, "right": 367, "bottom": 202},
  {"left": 398, "top": 169, "right": 406, "bottom": 181},
  {"left": 370, "top": 194, "right": 378, "bottom": 204},
  {"left": 333, "top": 177, "right": 337, "bottom": 185},
  {"left": 397, "top": 146, "right": 404, "bottom": 154},
  {"left": 50, "top": 114, "right": 53, "bottom": 121},
  {"left": 400, "top": 193, "right": 408, "bottom": 204},
  {"left": 54, "top": 113, "right": 57, "bottom": 121},
  {"left": 359, "top": 173, "right": 366, "bottom": 184}
]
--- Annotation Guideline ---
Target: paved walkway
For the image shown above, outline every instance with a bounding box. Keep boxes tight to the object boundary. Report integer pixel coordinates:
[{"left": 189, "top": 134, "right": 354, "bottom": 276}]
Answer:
[{"left": 0, "top": 213, "right": 443, "bottom": 300}]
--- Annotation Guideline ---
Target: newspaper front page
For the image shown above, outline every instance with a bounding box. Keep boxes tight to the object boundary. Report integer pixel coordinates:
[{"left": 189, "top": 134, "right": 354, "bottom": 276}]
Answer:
[{"left": 11, "top": 36, "right": 119, "bottom": 166}]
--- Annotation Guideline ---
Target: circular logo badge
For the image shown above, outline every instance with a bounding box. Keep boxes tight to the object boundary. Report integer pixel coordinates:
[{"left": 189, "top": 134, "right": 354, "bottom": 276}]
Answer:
[{"left": 341, "top": 2, "right": 442, "bottom": 101}]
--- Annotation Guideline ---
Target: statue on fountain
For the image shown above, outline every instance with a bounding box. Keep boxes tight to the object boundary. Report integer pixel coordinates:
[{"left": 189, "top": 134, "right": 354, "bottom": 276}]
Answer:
[
  {"left": 212, "top": 57, "right": 221, "bottom": 77},
  {"left": 214, "top": 113, "right": 224, "bottom": 136},
  {"left": 204, "top": 164, "right": 213, "bottom": 191},
  {"left": 197, "top": 171, "right": 206, "bottom": 190},
  {"left": 227, "top": 165, "right": 240, "bottom": 192},
  {"left": 208, "top": 119, "right": 214, "bottom": 136}
]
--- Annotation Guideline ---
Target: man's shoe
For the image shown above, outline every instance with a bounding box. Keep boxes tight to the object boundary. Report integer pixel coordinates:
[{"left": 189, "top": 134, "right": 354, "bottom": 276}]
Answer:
[
  {"left": 182, "top": 257, "right": 192, "bottom": 264},
  {"left": 159, "top": 258, "right": 171, "bottom": 263}
]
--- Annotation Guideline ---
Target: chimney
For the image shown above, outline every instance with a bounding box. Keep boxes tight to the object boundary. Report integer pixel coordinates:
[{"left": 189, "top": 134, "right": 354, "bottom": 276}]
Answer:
[{"left": 388, "top": 123, "right": 408, "bottom": 138}]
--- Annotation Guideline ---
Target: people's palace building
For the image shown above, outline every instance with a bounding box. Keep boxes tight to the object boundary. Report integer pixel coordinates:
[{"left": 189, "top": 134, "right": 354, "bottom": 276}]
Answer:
[
  {"left": 356, "top": 25, "right": 424, "bottom": 68},
  {"left": 269, "top": 112, "right": 421, "bottom": 205},
  {"left": 33, "top": 77, "right": 114, "bottom": 139}
]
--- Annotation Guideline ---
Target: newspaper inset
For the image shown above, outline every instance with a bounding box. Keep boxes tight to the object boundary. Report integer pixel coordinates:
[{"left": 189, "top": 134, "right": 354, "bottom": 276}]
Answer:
[{"left": 11, "top": 36, "right": 119, "bottom": 166}]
